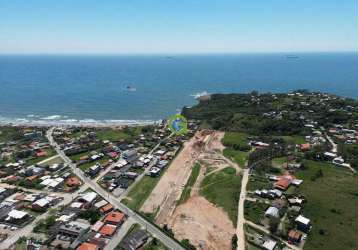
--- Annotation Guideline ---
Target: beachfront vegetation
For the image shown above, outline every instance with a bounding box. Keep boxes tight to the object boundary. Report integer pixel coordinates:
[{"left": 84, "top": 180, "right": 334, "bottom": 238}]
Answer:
[{"left": 200, "top": 167, "right": 241, "bottom": 225}]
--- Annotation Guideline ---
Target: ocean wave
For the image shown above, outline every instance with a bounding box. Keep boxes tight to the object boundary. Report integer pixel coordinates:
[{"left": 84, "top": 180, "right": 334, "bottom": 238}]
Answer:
[
  {"left": 0, "top": 115, "right": 157, "bottom": 127},
  {"left": 41, "top": 115, "right": 63, "bottom": 120}
]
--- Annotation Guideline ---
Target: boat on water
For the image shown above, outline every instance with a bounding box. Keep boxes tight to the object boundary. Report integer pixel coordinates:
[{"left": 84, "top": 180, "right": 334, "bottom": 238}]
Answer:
[
  {"left": 286, "top": 55, "right": 300, "bottom": 59},
  {"left": 125, "top": 85, "right": 137, "bottom": 91}
]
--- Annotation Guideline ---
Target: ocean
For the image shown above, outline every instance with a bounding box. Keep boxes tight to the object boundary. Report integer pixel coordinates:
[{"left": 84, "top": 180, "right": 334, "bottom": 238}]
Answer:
[{"left": 0, "top": 53, "right": 358, "bottom": 125}]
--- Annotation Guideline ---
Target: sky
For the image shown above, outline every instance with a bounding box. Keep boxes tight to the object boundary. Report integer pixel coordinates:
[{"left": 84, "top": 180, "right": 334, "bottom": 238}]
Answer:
[{"left": 1, "top": 0, "right": 358, "bottom": 54}]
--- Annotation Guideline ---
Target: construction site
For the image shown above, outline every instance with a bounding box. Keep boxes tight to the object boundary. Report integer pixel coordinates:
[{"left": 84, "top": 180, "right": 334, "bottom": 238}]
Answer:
[{"left": 141, "top": 130, "right": 242, "bottom": 250}]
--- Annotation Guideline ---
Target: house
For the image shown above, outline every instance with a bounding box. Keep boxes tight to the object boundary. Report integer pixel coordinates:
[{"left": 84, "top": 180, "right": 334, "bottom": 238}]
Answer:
[
  {"left": 295, "top": 215, "right": 311, "bottom": 233},
  {"left": 103, "top": 211, "right": 125, "bottom": 226},
  {"left": 262, "top": 239, "right": 277, "bottom": 250},
  {"left": 149, "top": 167, "right": 161, "bottom": 177},
  {"left": 58, "top": 220, "right": 90, "bottom": 239},
  {"left": 288, "top": 230, "right": 302, "bottom": 244},
  {"left": 99, "top": 224, "right": 117, "bottom": 237},
  {"left": 87, "top": 164, "right": 101, "bottom": 177},
  {"left": 32, "top": 196, "right": 55, "bottom": 212},
  {"left": 324, "top": 152, "right": 337, "bottom": 160},
  {"left": 78, "top": 192, "right": 97, "bottom": 204},
  {"left": 300, "top": 143, "right": 311, "bottom": 151},
  {"left": 274, "top": 178, "right": 291, "bottom": 190},
  {"left": 120, "top": 230, "right": 149, "bottom": 250},
  {"left": 5, "top": 209, "right": 29, "bottom": 225},
  {"left": 94, "top": 200, "right": 108, "bottom": 210},
  {"left": 122, "top": 149, "right": 138, "bottom": 163},
  {"left": 90, "top": 221, "right": 104, "bottom": 232},
  {"left": 76, "top": 242, "right": 99, "bottom": 250},
  {"left": 265, "top": 207, "right": 280, "bottom": 218},
  {"left": 100, "top": 203, "right": 114, "bottom": 214},
  {"left": 66, "top": 177, "right": 81, "bottom": 187}
]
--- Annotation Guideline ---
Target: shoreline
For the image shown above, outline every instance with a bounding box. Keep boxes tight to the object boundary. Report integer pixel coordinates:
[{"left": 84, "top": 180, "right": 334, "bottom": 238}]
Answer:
[{"left": 0, "top": 119, "right": 159, "bottom": 128}]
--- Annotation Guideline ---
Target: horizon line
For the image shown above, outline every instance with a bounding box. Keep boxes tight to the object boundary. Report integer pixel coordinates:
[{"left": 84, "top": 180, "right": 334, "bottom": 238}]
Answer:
[{"left": 1, "top": 50, "right": 358, "bottom": 56}]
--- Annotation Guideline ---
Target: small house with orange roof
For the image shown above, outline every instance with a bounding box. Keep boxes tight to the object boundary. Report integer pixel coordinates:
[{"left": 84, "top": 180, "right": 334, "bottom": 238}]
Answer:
[
  {"left": 99, "top": 224, "right": 117, "bottom": 237},
  {"left": 66, "top": 176, "right": 81, "bottom": 187},
  {"left": 76, "top": 242, "right": 99, "bottom": 250},
  {"left": 103, "top": 211, "right": 125, "bottom": 225},
  {"left": 300, "top": 143, "right": 311, "bottom": 151},
  {"left": 100, "top": 203, "right": 114, "bottom": 214}
]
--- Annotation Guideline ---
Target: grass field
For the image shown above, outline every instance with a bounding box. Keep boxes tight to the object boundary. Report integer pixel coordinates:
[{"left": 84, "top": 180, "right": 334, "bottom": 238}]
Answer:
[
  {"left": 222, "top": 132, "right": 248, "bottom": 146},
  {"left": 278, "top": 135, "right": 306, "bottom": 145},
  {"left": 272, "top": 157, "right": 287, "bottom": 166},
  {"left": 246, "top": 174, "right": 272, "bottom": 191},
  {"left": 223, "top": 148, "right": 249, "bottom": 166},
  {"left": 121, "top": 176, "right": 160, "bottom": 211},
  {"left": 296, "top": 160, "right": 358, "bottom": 250},
  {"left": 178, "top": 163, "right": 201, "bottom": 204},
  {"left": 200, "top": 167, "right": 241, "bottom": 225},
  {"left": 244, "top": 200, "right": 269, "bottom": 225}
]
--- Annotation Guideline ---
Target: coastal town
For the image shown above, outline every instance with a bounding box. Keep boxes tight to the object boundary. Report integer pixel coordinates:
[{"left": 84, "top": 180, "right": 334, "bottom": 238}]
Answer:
[{"left": 0, "top": 91, "right": 357, "bottom": 250}]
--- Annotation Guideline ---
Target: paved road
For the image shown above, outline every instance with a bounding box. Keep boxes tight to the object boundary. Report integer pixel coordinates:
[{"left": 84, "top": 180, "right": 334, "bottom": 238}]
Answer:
[
  {"left": 46, "top": 128, "right": 184, "bottom": 250},
  {"left": 237, "top": 169, "right": 249, "bottom": 250}
]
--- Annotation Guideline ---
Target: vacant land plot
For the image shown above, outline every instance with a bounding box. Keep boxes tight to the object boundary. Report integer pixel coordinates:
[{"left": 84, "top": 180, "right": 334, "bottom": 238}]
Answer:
[
  {"left": 296, "top": 160, "right": 358, "bottom": 250},
  {"left": 178, "top": 163, "right": 201, "bottom": 205},
  {"left": 121, "top": 176, "right": 159, "bottom": 211},
  {"left": 244, "top": 200, "right": 269, "bottom": 225},
  {"left": 95, "top": 127, "right": 142, "bottom": 141},
  {"left": 200, "top": 167, "right": 241, "bottom": 225},
  {"left": 223, "top": 148, "right": 249, "bottom": 166},
  {"left": 169, "top": 196, "right": 235, "bottom": 250},
  {"left": 222, "top": 132, "right": 248, "bottom": 146},
  {"left": 246, "top": 174, "right": 272, "bottom": 191}
]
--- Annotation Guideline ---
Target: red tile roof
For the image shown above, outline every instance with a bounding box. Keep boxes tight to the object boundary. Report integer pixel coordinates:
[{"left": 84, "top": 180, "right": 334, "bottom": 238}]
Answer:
[
  {"left": 104, "top": 211, "right": 125, "bottom": 224},
  {"left": 99, "top": 224, "right": 117, "bottom": 236},
  {"left": 76, "top": 242, "right": 99, "bottom": 250}
]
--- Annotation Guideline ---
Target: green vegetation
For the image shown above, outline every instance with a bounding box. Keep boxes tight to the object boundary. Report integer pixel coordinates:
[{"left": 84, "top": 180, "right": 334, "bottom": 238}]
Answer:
[
  {"left": 33, "top": 215, "right": 56, "bottom": 233},
  {"left": 178, "top": 163, "right": 201, "bottom": 204},
  {"left": 143, "top": 239, "right": 169, "bottom": 250},
  {"left": 25, "top": 148, "right": 57, "bottom": 165},
  {"left": 295, "top": 160, "right": 358, "bottom": 250},
  {"left": 223, "top": 148, "right": 249, "bottom": 166},
  {"left": 246, "top": 174, "right": 271, "bottom": 191},
  {"left": 279, "top": 135, "right": 306, "bottom": 145},
  {"left": 222, "top": 132, "right": 248, "bottom": 147},
  {"left": 0, "top": 126, "right": 24, "bottom": 142},
  {"left": 200, "top": 167, "right": 241, "bottom": 225},
  {"left": 222, "top": 132, "right": 250, "bottom": 166},
  {"left": 122, "top": 176, "right": 160, "bottom": 211},
  {"left": 78, "top": 208, "right": 101, "bottom": 224},
  {"left": 244, "top": 200, "right": 269, "bottom": 225},
  {"left": 272, "top": 156, "right": 287, "bottom": 166},
  {"left": 96, "top": 128, "right": 133, "bottom": 141}
]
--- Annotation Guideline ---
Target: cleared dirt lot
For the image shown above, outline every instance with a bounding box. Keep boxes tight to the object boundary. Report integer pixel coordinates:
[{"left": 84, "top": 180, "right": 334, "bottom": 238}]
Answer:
[
  {"left": 141, "top": 131, "right": 209, "bottom": 219},
  {"left": 169, "top": 196, "right": 235, "bottom": 250},
  {"left": 141, "top": 130, "right": 239, "bottom": 249}
]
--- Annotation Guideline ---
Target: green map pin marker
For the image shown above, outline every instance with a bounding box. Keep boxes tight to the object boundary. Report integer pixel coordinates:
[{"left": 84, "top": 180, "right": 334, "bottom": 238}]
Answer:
[{"left": 168, "top": 114, "right": 188, "bottom": 135}]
